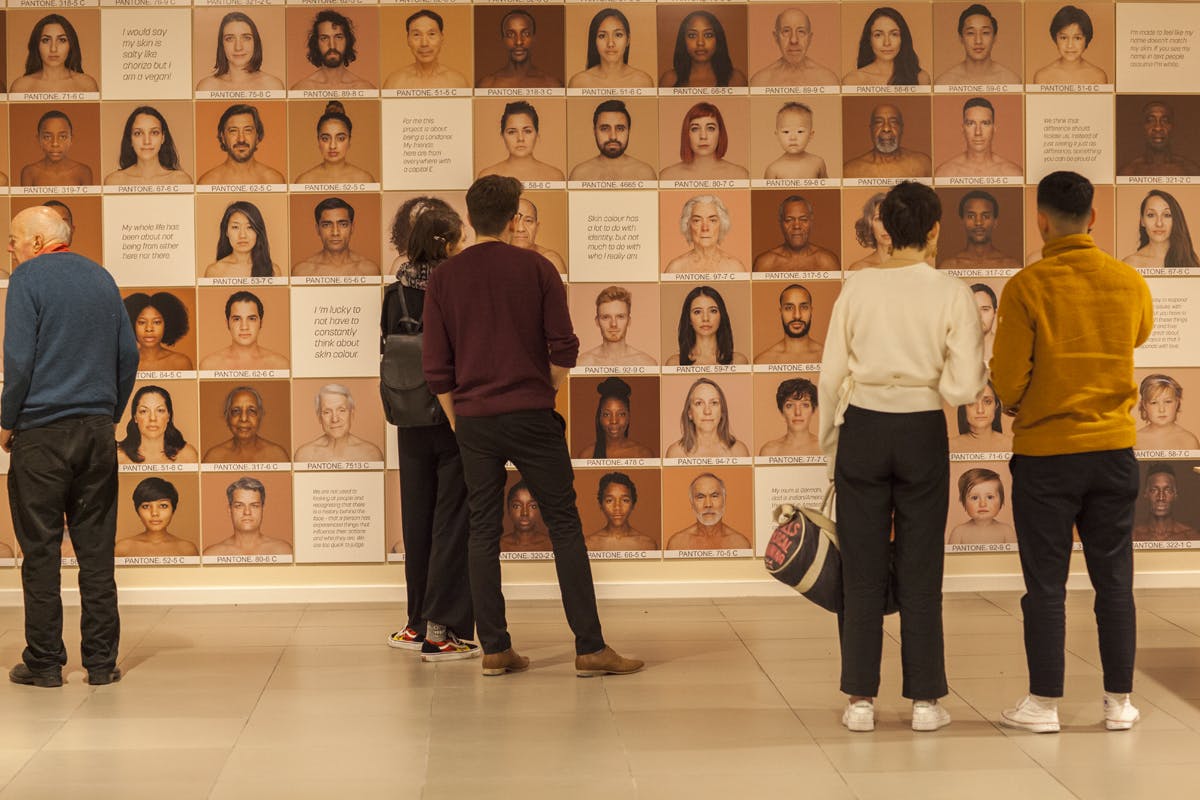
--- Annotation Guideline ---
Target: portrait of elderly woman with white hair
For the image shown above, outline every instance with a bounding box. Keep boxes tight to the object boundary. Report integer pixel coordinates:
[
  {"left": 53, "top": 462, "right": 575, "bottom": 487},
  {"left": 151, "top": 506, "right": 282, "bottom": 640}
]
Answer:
[{"left": 664, "top": 194, "right": 745, "bottom": 274}]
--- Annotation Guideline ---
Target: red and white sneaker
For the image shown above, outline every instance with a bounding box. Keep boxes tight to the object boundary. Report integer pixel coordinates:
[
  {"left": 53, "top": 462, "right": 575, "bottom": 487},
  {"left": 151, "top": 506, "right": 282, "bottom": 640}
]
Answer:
[
  {"left": 386, "top": 626, "right": 425, "bottom": 651},
  {"left": 420, "top": 634, "right": 482, "bottom": 662}
]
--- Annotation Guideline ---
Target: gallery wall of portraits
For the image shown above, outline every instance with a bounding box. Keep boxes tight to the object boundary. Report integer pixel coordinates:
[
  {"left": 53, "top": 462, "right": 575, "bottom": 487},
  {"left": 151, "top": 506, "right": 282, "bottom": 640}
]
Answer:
[{"left": 1, "top": 0, "right": 1199, "bottom": 575}]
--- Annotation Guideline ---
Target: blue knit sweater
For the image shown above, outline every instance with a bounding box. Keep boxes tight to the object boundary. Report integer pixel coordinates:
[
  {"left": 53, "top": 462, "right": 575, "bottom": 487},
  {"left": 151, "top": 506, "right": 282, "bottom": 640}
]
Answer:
[{"left": 1, "top": 250, "right": 139, "bottom": 431}]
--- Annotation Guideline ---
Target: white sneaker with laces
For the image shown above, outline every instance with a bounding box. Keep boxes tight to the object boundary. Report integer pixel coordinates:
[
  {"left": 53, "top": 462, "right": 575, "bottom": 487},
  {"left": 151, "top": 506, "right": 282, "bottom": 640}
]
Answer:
[
  {"left": 912, "top": 700, "right": 951, "bottom": 731},
  {"left": 1000, "top": 695, "right": 1061, "bottom": 733},
  {"left": 842, "top": 700, "right": 875, "bottom": 732},
  {"left": 1103, "top": 694, "right": 1140, "bottom": 731}
]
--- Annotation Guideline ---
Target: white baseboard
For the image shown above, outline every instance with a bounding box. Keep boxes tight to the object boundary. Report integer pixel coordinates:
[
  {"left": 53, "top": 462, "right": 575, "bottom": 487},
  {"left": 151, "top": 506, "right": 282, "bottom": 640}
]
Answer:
[{"left": 2, "top": 571, "right": 1199, "bottom": 606}]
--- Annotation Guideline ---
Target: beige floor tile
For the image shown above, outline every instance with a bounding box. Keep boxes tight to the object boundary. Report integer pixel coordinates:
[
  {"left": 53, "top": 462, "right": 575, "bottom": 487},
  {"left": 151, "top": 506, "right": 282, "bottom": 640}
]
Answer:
[
  {"left": 251, "top": 687, "right": 434, "bottom": 720},
  {"left": 295, "top": 608, "right": 402, "bottom": 628},
  {"left": 9, "top": 747, "right": 229, "bottom": 785},
  {"left": 423, "top": 777, "right": 636, "bottom": 800},
  {"left": 625, "top": 741, "right": 835, "bottom": 777},
  {"left": 136, "top": 626, "right": 295, "bottom": 648},
  {"left": 161, "top": 608, "right": 304, "bottom": 627},
  {"left": 0, "top": 780, "right": 214, "bottom": 800},
  {"left": 1008, "top": 728, "right": 1200, "bottom": 768},
  {"left": 728, "top": 617, "right": 842, "bottom": 640},
  {"left": 0, "top": 751, "right": 36, "bottom": 786},
  {"left": 1049, "top": 763, "right": 1200, "bottom": 800},
  {"left": 72, "top": 689, "right": 263, "bottom": 719},
  {"left": 634, "top": 770, "right": 854, "bottom": 800},
  {"left": 216, "top": 745, "right": 424, "bottom": 784},
  {"left": 208, "top": 779, "right": 412, "bottom": 800},
  {"left": 43, "top": 717, "right": 247, "bottom": 751},
  {"left": 0, "top": 719, "right": 64, "bottom": 751},
  {"left": 287, "top": 626, "right": 402, "bottom": 646},
  {"left": 845, "top": 768, "right": 1077, "bottom": 800},
  {"left": 236, "top": 711, "right": 430, "bottom": 750},
  {"left": 614, "top": 708, "right": 813, "bottom": 749},
  {"left": 819, "top": 735, "right": 1039, "bottom": 773}
]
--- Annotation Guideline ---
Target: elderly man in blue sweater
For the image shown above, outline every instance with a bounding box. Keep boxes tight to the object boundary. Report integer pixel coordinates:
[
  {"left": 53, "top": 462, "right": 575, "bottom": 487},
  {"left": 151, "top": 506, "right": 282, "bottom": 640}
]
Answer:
[{"left": 2, "top": 206, "right": 140, "bottom": 688}]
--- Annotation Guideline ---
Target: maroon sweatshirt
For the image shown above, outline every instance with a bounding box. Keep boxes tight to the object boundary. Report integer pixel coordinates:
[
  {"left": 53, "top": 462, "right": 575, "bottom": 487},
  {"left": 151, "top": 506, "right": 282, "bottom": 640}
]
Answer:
[{"left": 422, "top": 241, "right": 578, "bottom": 417}]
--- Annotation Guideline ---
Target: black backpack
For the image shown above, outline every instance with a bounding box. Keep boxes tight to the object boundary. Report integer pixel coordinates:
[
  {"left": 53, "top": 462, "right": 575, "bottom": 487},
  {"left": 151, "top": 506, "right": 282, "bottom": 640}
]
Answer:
[{"left": 380, "top": 282, "right": 446, "bottom": 428}]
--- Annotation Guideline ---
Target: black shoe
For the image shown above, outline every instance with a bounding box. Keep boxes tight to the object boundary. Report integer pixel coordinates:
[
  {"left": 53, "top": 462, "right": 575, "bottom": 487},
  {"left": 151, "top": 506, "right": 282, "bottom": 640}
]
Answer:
[
  {"left": 9, "top": 663, "right": 63, "bottom": 688},
  {"left": 87, "top": 667, "right": 122, "bottom": 686}
]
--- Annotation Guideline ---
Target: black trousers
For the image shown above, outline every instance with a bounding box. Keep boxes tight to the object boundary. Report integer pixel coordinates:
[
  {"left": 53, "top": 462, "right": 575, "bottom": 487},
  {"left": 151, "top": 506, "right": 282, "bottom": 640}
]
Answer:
[
  {"left": 455, "top": 409, "right": 605, "bottom": 656},
  {"left": 7, "top": 415, "right": 120, "bottom": 673},
  {"left": 835, "top": 406, "right": 949, "bottom": 700},
  {"left": 396, "top": 423, "right": 474, "bottom": 639},
  {"left": 1010, "top": 449, "right": 1138, "bottom": 697}
]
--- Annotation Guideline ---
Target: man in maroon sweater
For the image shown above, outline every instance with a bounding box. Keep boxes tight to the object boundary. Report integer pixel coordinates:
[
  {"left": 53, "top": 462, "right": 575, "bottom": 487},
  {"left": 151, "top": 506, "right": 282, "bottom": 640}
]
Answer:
[{"left": 422, "top": 176, "right": 643, "bottom": 677}]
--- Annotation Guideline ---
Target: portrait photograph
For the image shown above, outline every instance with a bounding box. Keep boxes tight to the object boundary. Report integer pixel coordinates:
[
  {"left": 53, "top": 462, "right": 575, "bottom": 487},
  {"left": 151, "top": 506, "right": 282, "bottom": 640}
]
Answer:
[
  {"left": 117, "top": 381, "right": 202, "bottom": 468},
  {"left": 9, "top": 102, "right": 101, "bottom": 189},
  {"left": 473, "top": 5, "right": 566, "bottom": 90},
  {"left": 746, "top": 3, "right": 841, "bottom": 90},
  {"left": 200, "top": 471, "right": 294, "bottom": 559},
  {"left": 1131, "top": 460, "right": 1200, "bottom": 545},
  {"left": 839, "top": 3, "right": 934, "bottom": 88},
  {"left": 380, "top": 6, "right": 473, "bottom": 94},
  {"left": 290, "top": 377, "right": 387, "bottom": 467},
  {"left": 661, "top": 466, "right": 754, "bottom": 553},
  {"left": 499, "top": 470, "right": 554, "bottom": 557},
  {"left": 121, "top": 289, "right": 199, "bottom": 375},
  {"left": 945, "top": 461, "right": 1017, "bottom": 547},
  {"left": 289, "top": 192, "right": 382, "bottom": 281},
  {"left": 575, "top": 467, "right": 663, "bottom": 553},
  {"left": 196, "top": 284, "right": 291, "bottom": 373},
  {"left": 931, "top": 93, "right": 1024, "bottom": 182},
  {"left": 751, "top": 371, "right": 823, "bottom": 461},
  {"left": 750, "top": 279, "right": 839, "bottom": 366},
  {"left": 385, "top": 469, "right": 404, "bottom": 559},
  {"left": 569, "top": 375, "right": 661, "bottom": 462},
  {"left": 1024, "top": 2, "right": 1115, "bottom": 87},
  {"left": 931, "top": 2, "right": 1023, "bottom": 87},
  {"left": 659, "top": 373, "right": 754, "bottom": 459},
  {"left": 195, "top": 193, "right": 290, "bottom": 281},
  {"left": 0, "top": 486, "right": 14, "bottom": 563},
  {"left": 284, "top": 7, "right": 381, "bottom": 93},
  {"left": 197, "top": 379, "right": 292, "bottom": 464},
  {"left": 1023, "top": 184, "right": 1115, "bottom": 263},
  {"left": 472, "top": 96, "right": 568, "bottom": 185},
  {"left": 566, "top": 95, "right": 659, "bottom": 184},
  {"left": 381, "top": 190, "right": 473, "bottom": 278},
  {"left": 658, "top": 189, "right": 752, "bottom": 275},
  {"left": 749, "top": 188, "right": 842, "bottom": 274},
  {"left": 568, "top": 281, "right": 661, "bottom": 369},
  {"left": 748, "top": 94, "right": 843, "bottom": 182},
  {"left": 6, "top": 9, "right": 101, "bottom": 96},
  {"left": 564, "top": 5, "right": 658, "bottom": 92},
  {"left": 10, "top": 195, "right": 102, "bottom": 264},
  {"left": 100, "top": 101, "right": 196, "bottom": 188},
  {"left": 655, "top": 5, "right": 749, "bottom": 90},
  {"left": 287, "top": 98, "right": 382, "bottom": 186},
  {"left": 840, "top": 94, "right": 933, "bottom": 181},
  {"left": 115, "top": 473, "right": 201, "bottom": 562},
  {"left": 945, "top": 374, "right": 1014, "bottom": 455},
  {"left": 192, "top": 7, "right": 288, "bottom": 94},
  {"left": 840, "top": 186, "right": 893, "bottom": 270},
  {"left": 657, "top": 96, "right": 751, "bottom": 183},
  {"left": 934, "top": 186, "right": 1025, "bottom": 272},
  {"left": 193, "top": 99, "right": 289, "bottom": 187},
  {"left": 1114, "top": 95, "right": 1200, "bottom": 179},
  {"left": 659, "top": 282, "right": 753, "bottom": 369},
  {"left": 0, "top": 110, "right": 10, "bottom": 188},
  {"left": 512, "top": 190, "right": 568, "bottom": 274},
  {"left": 1116, "top": 185, "right": 1200, "bottom": 272},
  {"left": 1133, "top": 368, "right": 1200, "bottom": 454}
]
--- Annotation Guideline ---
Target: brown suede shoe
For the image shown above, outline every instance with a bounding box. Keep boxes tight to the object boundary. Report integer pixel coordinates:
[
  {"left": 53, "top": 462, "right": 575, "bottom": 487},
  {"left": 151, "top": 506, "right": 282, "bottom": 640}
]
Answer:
[
  {"left": 575, "top": 646, "right": 644, "bottom": 677},
  {"left": 481, "top": 647, "right": 530, "bottom": 676}
]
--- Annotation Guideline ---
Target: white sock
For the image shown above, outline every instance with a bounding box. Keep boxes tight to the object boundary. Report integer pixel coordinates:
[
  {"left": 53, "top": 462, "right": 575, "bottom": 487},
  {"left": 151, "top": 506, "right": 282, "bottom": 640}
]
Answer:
[
  {"left": 426, "top": 622, "right": 447, "bottom": 642},
  {"left": 1104, "top": 692, "right": 1130, "bottom": 704},
  {"left": 1030, "top": 694, "right": 1059, "bottom": 710}
]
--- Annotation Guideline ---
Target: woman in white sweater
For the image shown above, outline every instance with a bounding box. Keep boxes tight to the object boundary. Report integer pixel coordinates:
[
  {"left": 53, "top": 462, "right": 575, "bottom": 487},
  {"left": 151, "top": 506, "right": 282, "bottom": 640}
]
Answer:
[{"left": 818, "top": 181, "right": 987, "bottom": 733}]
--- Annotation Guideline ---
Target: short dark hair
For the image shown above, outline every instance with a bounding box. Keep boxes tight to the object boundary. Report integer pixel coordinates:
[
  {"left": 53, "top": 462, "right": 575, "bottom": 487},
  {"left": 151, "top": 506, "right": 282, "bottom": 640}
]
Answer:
[
  {"left": 776, "top": 378, "right": 817, "bottom": 412},
  {"left": 880, "top": 182, "right": 942, "bottom": 251},
  {"left": 778, "top": 195, "right": 813, "bottom": 221},
  {"left": 314, "top": 197, "right": 354, "bottom": 224},
  {"left": 597, "top": 472, "right": 638, "bottom": 506},
  {"left": 217, "top": 104, "right": 264, "bottom": 148},
  {"left": 1049, "top": 5, "right": 1093, "bottom": 44},
  {"left": 132, "top": 477, "right": 179, "bottom": 511},
  {"left": 957, "top": 4, "right": 998, "bottom": 35},
  {"left": 225, "top": 290, "right": 264, "bottom": 320},
  {"left": 406, "top": 9, "right": 443, "bottom": 32},
  {"left": 506, "top": 479, "right": 533, "bottom": 505},
  {"left": 123, "top": 292, "right": 190, "bottom": 346},
  {"left": 963, "top": 97, "right": 995, "bottom": 117},
  {"left": 1037, "top": 171, "right": 1093, "bottom": 223},
  {"left": 970, "top": 282, "right": 997, "bottom": 307},
  {"left": 1145, "top": 461, "right": 1177, "bottom": 488},
  {"left": 37, "top": 110, "right": 72, "bottom": 134},
  {"left": 593, "top": 99, "right": 630, "bottom": 128},
  {"left": 500, "top": 100, "right": 539, "bottom": 134},
  {"left": 959, "top": 190, "right": 999, "bottom": 219},
  {"left": 307, "top": 10, "right": 357, "bottom": 67},
  {"left": 407, "top": 207, "right": 464, "bottom": 265},
  {"left": 500, "top": 9, "right": 535, "bottom": 36},
  {"left": 466, "top": 176, "right": 522, "bottom": 237}
]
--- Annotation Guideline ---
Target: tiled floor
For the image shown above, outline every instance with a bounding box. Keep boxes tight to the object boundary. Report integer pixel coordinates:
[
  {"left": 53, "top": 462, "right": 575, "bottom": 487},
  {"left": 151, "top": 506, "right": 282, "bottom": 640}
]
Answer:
[{"left": 1, "top": 590, "right": 1200, "bottom": 798}]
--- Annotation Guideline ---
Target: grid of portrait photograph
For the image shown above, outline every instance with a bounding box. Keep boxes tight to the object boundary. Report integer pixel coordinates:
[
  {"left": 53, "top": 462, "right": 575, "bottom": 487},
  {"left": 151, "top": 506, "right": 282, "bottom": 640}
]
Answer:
[{"left": 0, "top": 1, "right": 1198, "bottom": 569}]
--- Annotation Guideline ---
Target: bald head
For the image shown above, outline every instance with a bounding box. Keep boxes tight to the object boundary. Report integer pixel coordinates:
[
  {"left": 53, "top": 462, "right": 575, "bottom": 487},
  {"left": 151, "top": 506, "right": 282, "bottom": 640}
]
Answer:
[{"left": 9, "top": 207, "right": 72, "bottom": 268}]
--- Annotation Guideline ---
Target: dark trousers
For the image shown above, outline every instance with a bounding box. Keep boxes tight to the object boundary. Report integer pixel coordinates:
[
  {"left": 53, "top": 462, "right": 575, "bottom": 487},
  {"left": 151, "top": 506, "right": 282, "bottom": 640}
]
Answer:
[
  {"left": 397, "top": 423, "right": 474, "bottom": 639},
  {"left": 7, "top": 415, "right": 120, "bottom": 673},
  {"left": 1010, "top": 449, "right": 1138, "bottom": 697},
  {"left": 835, "top": 406, "right": 949, "bottom": 700},
  {"left": 455, "top": 409, "right": 604, "bottom": 656}
]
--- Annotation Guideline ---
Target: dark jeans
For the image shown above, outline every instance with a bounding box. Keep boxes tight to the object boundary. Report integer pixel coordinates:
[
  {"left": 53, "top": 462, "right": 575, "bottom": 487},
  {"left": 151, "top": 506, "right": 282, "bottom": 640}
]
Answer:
[
  {"left": 455, "top": 409, "right": 604, "bottom": 656},
  {"left": 7, "top": 415, "right": 120, "bottom": 673},
  {"left": 836, "top": 406, "right": 949, "bottom": 700},
  {"left": 397, "top": 423, "right": 474, "bottom": 639},
  {"left": 1010, "top": 449, "right": 1138, "bottom": 697}
]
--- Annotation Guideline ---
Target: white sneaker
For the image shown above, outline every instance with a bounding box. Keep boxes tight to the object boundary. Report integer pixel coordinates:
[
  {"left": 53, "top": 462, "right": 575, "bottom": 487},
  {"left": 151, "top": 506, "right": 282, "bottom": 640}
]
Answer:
[
  {"left": 1000, "top": 695, "right": 1061, "bottom": 733},
  {"left": 912, "top": 700, "right": 951, "bottom": 731},
  {"left": 842, "top": 700, "right": 875, "bottom": 732},
  {"left": 1103, "top": 694, "right": 1140, "bottom": 731}
]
